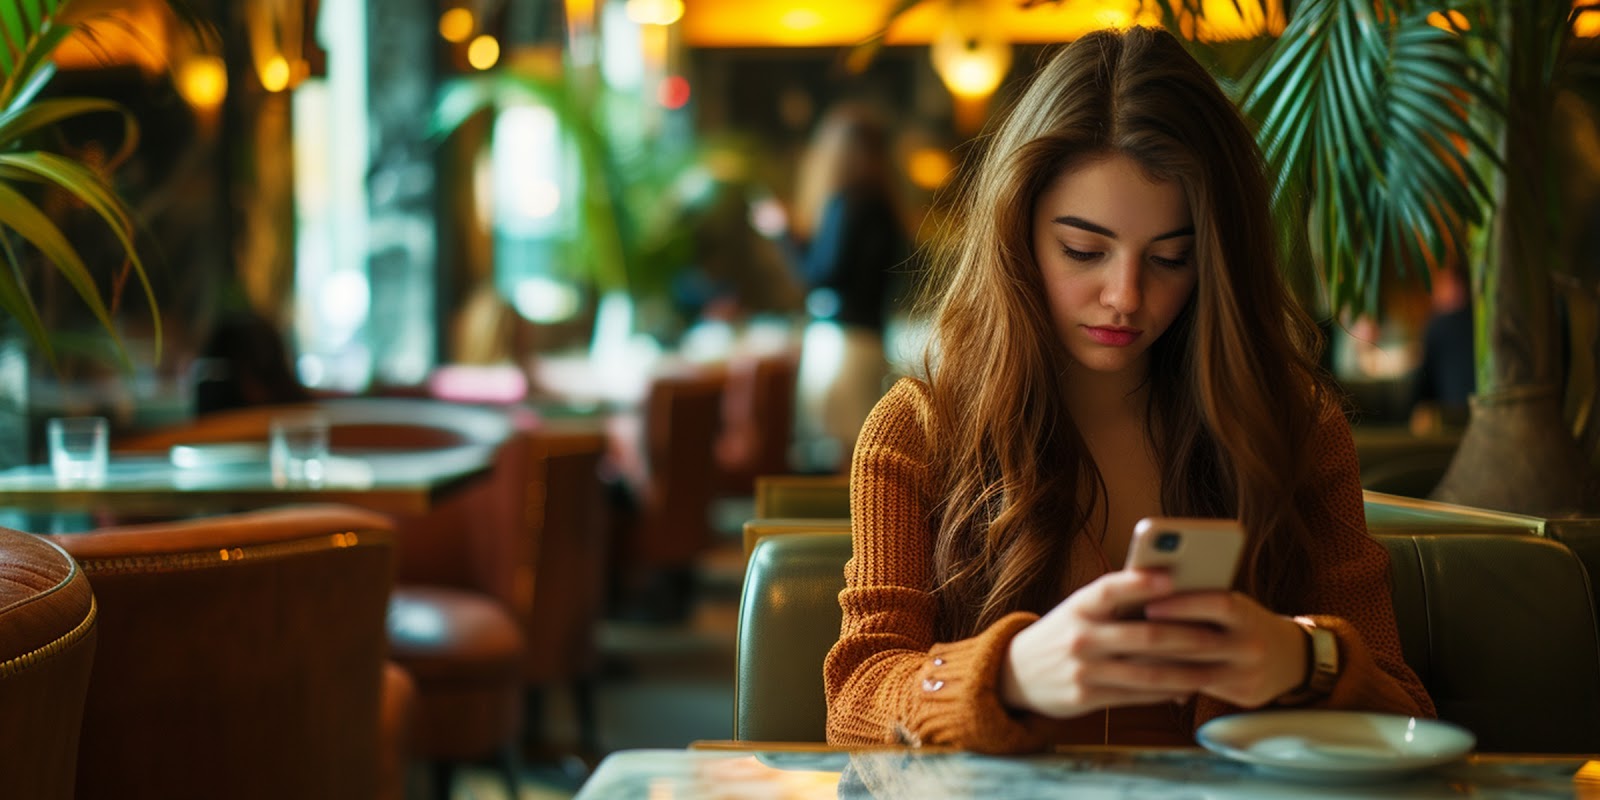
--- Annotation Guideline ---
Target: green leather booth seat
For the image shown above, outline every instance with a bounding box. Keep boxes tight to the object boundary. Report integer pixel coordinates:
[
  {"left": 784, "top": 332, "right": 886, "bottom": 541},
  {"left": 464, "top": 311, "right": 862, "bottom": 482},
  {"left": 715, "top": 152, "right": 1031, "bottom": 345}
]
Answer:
[
  {"left": 745, "top": 480, "right": 1549, "bottom": 537},
  {"left": 1362, "top": 491, "right": 1544, "bottom": 535},
  {"left": 737, "top": 532, "right": 1600, "bottom": 753}
]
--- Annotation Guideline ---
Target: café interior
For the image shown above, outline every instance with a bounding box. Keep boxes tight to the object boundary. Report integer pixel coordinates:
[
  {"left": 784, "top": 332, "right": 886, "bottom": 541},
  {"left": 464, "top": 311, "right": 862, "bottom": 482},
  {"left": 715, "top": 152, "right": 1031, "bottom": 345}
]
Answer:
[{"left": 3, "top": 0, "right": 1600, "bottom": 798}]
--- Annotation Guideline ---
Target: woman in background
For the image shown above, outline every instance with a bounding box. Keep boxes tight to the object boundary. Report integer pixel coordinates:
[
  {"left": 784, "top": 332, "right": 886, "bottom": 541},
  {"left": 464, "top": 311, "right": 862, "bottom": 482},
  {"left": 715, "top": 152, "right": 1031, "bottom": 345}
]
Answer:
[
  {"left": 824, "top": 27, "right": 1432, "bottom": 752},
  {"left": 788, "top": 103, "right": 913, "bottom": 469}
]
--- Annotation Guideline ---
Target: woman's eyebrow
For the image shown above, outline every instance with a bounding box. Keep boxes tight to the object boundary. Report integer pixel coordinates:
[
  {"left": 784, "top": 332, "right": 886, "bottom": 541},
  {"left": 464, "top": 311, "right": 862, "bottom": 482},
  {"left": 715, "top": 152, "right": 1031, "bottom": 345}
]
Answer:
[{"left": 1052, "top": 215, "right": 1195, "bottom": 242}]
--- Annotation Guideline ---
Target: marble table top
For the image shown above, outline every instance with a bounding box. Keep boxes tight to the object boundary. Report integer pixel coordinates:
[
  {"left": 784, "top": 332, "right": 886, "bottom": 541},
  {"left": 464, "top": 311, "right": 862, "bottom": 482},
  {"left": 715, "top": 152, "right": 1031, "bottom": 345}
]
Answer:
[{"left": 575, "top": 747, "right": 1597, "bottom": 800}]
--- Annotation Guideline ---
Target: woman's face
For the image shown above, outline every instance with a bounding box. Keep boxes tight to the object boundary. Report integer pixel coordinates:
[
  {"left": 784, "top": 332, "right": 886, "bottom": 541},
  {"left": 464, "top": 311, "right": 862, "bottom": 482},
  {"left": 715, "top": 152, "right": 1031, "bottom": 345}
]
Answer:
[{"left": 1033, "top": 154, "right": 1198, "bottom": 379}]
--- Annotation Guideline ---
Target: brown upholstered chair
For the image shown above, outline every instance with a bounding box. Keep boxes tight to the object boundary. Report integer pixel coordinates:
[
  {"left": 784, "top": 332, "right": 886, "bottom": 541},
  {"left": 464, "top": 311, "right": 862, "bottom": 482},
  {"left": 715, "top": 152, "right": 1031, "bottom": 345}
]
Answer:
[
  {"left": 715, "top": 349, "right": 799, "bottom": 495},
  {"left": 605, "top": 367, "right": 727, "bottom": 619},
  {"left": 116, "top": 398, "right": 531, "bottom": 798},
  {"left": 517, "top": 424, "right": 610, "bottom": 755},
  {"left": 50, "top": 505, "right": 402, "bottom": 800},
  {"left": 0, "top": 529, "right": 97, "bottom": 800}
]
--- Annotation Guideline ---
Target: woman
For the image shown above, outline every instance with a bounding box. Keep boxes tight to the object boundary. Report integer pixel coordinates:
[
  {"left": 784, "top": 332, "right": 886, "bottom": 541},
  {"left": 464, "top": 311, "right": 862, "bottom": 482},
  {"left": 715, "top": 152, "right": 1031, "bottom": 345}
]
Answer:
[
  {"left": 788, "top": 103, "right": 913, "bottom": 467},
  {"left": 823, "top": 27, "right": 1433, "bottom": 752}
]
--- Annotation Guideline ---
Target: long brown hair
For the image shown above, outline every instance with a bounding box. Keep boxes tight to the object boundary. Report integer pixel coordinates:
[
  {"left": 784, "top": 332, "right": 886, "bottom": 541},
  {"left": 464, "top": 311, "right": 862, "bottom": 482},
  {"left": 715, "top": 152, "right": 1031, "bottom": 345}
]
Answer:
[{"left": 921, "top": 27, "right": 1331, "bottom": 639}]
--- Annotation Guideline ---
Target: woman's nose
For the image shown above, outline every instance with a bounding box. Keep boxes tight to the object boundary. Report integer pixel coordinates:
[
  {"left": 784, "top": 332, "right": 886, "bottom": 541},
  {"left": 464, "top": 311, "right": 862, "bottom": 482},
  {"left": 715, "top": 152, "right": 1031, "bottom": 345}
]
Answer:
[{"left": 1100, "top": 257, "right": 1143, "bottom": 316}]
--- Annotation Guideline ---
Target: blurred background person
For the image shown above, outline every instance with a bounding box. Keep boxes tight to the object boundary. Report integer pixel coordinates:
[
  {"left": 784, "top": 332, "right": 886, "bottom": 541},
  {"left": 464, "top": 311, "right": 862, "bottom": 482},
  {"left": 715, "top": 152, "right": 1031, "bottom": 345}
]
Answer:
[
  {"left": 192, "top": 308, "right": 312, "bottom": 414},
  {"left": 786, "top": 102, "right": 914, "bottom": 471},
  {"left": 1409, "top": 264, "right": 1475, "bottom": 433}
]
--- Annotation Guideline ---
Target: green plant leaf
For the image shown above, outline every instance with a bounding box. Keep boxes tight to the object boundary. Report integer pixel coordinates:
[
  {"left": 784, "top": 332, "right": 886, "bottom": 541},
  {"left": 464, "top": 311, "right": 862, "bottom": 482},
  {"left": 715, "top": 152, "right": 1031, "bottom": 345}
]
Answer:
[
  {"left": 1244, "top": 0, "right": 1499, "bottom": 319},
  {"left": 2, "top": 20, "right": 71, "bottom": 112},
  {"left": 0, "top": 181, "right": 126, "bottom": 363},
  {"left": 0, "top": 230, "right": 52, "bottom": 364},
  {"left": 0, "top": 97, "right": 136, "bottom": 161},
  {"left": 0, "top": 150, "right": 159, "bottom": 357}
]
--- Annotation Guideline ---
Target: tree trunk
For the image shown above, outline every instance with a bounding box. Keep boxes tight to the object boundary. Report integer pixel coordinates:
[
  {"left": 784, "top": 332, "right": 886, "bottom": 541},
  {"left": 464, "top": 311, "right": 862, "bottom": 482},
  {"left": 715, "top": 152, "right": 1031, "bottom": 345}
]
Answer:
[
  {"left": 1437, "top": 3, "right": 1598, "bottom": 516},
  {"left": 1431, "top": 384, "right": 1597, "bottom": 515}
]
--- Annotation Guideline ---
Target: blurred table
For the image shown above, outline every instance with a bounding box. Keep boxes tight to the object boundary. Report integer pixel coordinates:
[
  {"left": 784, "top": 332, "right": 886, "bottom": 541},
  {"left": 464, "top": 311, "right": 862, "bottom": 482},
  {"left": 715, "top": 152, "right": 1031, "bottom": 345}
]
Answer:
[
  {"left": 575, "top": 746, "right": 1597, "bottom": 799},
  {"left": 0, "top": 443, "right": 497, "bottom": 520}
]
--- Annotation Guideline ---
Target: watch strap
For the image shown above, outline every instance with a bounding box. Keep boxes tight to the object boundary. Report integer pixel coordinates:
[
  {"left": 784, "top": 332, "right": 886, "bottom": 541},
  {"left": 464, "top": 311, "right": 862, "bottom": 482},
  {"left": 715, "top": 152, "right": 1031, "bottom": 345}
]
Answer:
[{"left": 1276, "top": 616, "right": 1340, "bottom": 705}]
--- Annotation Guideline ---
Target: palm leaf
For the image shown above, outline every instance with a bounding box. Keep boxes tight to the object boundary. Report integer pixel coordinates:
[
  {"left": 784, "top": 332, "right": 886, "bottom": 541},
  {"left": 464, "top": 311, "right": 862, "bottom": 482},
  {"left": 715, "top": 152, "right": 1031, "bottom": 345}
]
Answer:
[{"left": 1244, "top": 0, "right": 1497, "bottom": 319}]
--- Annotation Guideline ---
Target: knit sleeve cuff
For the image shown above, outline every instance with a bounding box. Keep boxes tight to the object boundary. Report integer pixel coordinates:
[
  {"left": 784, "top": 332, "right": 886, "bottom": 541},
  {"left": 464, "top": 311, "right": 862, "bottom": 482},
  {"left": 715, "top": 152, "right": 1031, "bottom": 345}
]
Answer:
[
  {"left": 908, "top": 611, "right": 1048, "bottom": 753},
  {"left": 1272, "top": 615, "right": 1433, "bottom": 716}
]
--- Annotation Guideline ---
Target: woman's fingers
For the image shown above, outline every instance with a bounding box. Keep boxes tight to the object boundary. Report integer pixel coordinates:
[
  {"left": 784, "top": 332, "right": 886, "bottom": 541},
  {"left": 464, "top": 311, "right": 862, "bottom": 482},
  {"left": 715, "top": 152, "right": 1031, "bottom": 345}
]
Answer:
[
  {"left": 1085, "top": 656, "right": 1224, "bottom": 693},
  {"left": 1143, "top": 590, "right": 1244, "bottom": 627},
  {"left": 1069, "top": 619, "right": 1230, "bottom": 661},
  {"left": 1065, "top": 569, "right": 1175, "bottom": 620}
]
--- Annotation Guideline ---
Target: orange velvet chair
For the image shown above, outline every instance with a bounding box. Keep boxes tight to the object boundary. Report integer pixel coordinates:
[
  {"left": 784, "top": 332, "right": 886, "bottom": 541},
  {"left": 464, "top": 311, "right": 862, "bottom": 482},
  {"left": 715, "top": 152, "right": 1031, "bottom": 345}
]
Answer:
[
  {"left": 50, "top": 505, "right": 403, "bottom": 800},
  {"left": 0, "top": 529, "right": 97, "bottom": 800}
]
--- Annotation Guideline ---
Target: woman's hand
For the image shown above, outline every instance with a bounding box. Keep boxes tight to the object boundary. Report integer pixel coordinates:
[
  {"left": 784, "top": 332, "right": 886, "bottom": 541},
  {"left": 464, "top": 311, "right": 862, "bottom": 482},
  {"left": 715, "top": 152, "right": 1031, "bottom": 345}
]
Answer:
[
  {"left": 998, "top": 569, "right": 1232, "bottom": 720},
  {"left": 1141, "top": 591, "right": 1308, "bottom": 708}
]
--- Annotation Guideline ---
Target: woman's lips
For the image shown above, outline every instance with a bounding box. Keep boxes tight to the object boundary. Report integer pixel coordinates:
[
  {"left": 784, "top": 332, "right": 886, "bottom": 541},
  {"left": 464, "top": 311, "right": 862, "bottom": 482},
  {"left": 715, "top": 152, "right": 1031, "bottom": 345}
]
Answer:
[{"left": 1083, "top": 326, "right": 1141, "bottom": 346}]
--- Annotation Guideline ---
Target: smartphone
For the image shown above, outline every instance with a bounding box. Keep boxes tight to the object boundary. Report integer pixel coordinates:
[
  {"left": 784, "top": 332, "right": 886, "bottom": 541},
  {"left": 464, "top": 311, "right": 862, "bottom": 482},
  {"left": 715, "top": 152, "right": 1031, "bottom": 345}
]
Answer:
[{"left": 1121, "top": 517, "right": 1245, "bottom": 610}]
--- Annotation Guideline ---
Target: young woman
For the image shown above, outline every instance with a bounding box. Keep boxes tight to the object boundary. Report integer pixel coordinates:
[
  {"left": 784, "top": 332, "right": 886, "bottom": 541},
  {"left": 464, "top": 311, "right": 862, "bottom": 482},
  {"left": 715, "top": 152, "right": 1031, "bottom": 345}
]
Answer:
[{"left": 824, "top": 27, "right": 1433, "bottom": 752}]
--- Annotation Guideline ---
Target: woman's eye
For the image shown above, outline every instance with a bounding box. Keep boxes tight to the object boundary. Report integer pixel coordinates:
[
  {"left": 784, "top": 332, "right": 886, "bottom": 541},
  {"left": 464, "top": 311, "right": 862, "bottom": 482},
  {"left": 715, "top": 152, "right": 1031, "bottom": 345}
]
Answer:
[
  {"left": 1151, "top": 253, "right": 1190, "bottom": 268},
  {"left": 1061, "top": 245, "right": 1098, "bottom": 262}
]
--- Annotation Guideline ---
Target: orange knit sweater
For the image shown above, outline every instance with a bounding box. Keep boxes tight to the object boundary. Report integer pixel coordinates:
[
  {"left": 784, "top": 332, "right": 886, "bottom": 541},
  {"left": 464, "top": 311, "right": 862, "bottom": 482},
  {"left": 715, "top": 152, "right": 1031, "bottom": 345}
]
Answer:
[{"left": 823, "top": 378, "right": 1436, "bottom": 752}]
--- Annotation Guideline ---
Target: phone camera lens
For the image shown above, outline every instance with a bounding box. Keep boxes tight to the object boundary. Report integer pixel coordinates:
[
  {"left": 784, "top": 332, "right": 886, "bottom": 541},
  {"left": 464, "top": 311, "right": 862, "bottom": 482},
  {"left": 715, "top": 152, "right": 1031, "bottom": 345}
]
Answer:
[{"left": 1155, "top": 532, "right": 1181, "bottom": 552}]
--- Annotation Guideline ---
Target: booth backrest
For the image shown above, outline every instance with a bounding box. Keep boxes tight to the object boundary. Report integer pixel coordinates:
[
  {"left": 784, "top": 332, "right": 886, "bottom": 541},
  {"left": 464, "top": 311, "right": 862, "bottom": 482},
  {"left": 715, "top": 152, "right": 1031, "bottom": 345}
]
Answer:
[
  {"left": 736, "top": 531, "right": 1600, "bottom": 752},
  {"left": 1377, "top": 534, "right": 1600, "bottom": 753}
]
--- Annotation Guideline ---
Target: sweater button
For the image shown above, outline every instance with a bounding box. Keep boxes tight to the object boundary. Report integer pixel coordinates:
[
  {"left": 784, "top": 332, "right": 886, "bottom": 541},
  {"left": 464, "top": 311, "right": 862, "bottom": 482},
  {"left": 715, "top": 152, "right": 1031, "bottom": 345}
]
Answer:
[
  {"left": 922, "top": 678, "right": 944, "bottom": 692},
  {"left": 932, "top": 658, "right": 944, "bottom": 666}
]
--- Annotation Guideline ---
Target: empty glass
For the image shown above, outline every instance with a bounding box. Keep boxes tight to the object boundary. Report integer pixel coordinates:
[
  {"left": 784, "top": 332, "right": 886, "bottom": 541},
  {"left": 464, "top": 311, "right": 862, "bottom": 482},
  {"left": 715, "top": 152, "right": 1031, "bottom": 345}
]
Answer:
[
  {"left": 48, "top": 416, "right": 108, "bottom": 488},
  {"left": 269, "top": 413, "right": 329, "bottom": 488}
]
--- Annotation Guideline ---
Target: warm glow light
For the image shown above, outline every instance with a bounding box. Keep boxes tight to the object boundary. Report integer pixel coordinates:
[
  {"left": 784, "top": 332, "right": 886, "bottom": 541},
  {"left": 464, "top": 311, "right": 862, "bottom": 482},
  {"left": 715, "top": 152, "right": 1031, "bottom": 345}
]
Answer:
[
  {"left": 1092, "top": 7, "right": 1134, "bottom": 28},
  {"left": 1577, "top": 2, "right": 1600, "bottom": 38},
  {"left": 1188, "top": 0, "right": 1283, "bottom": 41},
  {"left": 641, "top": 22, "right": 671, "bottom": 67},
  {"left": 565, "top": 0, "right": 598, "bottom": 27},
  {"left": 658, "top": 75, "right": 691, "bottom": 108},
  {"left": 907, "top": 147, "right": 955, "bottom": 190},
  {"left": 780, "top": 8, "right": 824, "bottom": 31},
  {"left": 683, "top": 0, "right": 1283, "bottom": 47},
  {"left": 176, "top": 55, "right": 227, "bottom": 110},
  {"left": 930, "top": 6, "right": 1011, "bottom": 100},
  {"left": 1426, "top": 10, "right": 1470, "bottom": 32},
  {"left": 439, "top": 7, "right": 475, "bottom": 42},
  {"left": 626, "top": 0, "right": 686, "bottom": 26},
  {"left": 260, "top": 55, "right": 291, "bottom": 92},
  {"left": 54, "top": 6, "right": 169, "bottom": 73},
  {"left": 468, "top": 35, "right": 501, "bottom": 70}
]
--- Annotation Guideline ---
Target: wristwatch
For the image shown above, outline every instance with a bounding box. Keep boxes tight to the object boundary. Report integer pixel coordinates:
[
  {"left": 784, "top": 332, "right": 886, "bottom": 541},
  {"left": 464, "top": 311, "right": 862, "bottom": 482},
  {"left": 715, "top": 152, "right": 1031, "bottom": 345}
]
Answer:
[{"left": 1293, "top": 615, "right": 1341, "bottom": 696}]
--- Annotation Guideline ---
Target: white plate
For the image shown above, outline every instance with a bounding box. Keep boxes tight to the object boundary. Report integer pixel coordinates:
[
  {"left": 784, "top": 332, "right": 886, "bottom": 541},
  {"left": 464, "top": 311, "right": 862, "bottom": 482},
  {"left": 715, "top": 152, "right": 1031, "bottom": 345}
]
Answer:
[
  {"left": 170, "top": 443, "right": 268, "bottom": 469},
  {"left": 1197, "top": 710, "right": 1475, "bottom": 782}
]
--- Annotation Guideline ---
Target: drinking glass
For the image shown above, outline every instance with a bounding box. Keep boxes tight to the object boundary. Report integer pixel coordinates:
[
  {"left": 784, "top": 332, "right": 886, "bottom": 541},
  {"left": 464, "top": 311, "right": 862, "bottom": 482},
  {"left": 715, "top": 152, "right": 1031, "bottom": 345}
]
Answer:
[
  {"left": 269, "top": 413, "right": 329, "bottom": 488},
  {"left": 48, "top": 416, "right": 109, "bottom": 488}
]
